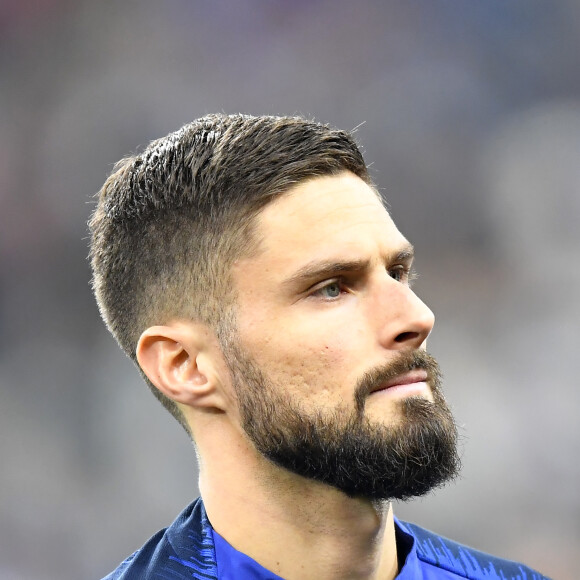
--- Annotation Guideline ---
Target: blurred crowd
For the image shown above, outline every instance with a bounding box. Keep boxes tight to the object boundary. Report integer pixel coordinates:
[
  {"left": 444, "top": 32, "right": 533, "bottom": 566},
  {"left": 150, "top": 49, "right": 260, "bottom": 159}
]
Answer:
[{"left": 1, "top": 1, "right": 579, "bottom": 578}]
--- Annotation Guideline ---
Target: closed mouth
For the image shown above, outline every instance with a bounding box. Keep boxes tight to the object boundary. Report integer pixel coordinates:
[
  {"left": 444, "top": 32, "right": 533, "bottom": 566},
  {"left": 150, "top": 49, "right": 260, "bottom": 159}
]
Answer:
[{"left": 371, "top": 369, "right": 429, "bottom": 393}]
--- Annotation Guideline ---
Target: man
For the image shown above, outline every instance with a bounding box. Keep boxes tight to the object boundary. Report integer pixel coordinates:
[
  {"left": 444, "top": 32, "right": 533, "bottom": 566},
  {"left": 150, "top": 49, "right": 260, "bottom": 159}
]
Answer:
[{"left": 91, "top": 114, "right": 548, "bottom": 579}]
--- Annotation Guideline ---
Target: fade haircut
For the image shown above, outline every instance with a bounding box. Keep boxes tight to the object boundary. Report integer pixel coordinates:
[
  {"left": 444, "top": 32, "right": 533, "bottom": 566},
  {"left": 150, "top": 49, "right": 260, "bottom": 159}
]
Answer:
[{"left": 89, "top": 113, "right": 371, "bottom": 434}]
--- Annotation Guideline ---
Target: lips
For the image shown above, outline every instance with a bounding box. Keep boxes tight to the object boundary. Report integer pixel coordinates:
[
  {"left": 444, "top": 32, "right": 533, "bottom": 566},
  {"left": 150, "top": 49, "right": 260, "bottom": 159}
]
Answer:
[{"left": 371, "top": 369, "right": 429, "bottom": 393}]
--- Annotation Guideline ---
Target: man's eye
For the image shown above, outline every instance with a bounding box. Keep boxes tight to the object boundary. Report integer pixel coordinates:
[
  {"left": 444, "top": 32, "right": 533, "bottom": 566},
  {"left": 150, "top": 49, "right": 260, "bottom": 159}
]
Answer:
[
  {"left": 389, "top": 266, "right": 414, "bottom": 284},
  {"left": 389, "top": 268, "right": 405, "bottom": 282},
  {"left": 313, "top": 281, "right": 342, "bottom": 299}
]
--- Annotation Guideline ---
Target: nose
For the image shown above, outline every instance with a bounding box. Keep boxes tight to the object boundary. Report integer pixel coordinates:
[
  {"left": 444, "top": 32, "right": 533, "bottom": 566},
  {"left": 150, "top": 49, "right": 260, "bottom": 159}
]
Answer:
[{"left": 374, "top": 279, "right": 435, "bottom": 350}]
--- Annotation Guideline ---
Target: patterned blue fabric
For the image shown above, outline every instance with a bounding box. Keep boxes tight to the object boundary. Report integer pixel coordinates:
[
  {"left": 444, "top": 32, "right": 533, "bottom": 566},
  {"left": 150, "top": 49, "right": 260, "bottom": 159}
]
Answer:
[
  {"left": 102, "top": 499, "right": 218, "bottom": 580},
  {"left": 212, "top": 528, "right": 285, "bottom": 579},
  {"left": 102, "top": 498, "right": 550, "bottom": 579},
  {"left": 398, "top": 521, "right": 550, "bottom": 580}
]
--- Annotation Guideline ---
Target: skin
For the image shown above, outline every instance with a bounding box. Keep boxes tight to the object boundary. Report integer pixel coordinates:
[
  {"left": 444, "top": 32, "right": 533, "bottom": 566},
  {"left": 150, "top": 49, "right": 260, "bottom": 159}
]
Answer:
[{"left": 137, "top": 171, "right": 435, "bottom": 580}]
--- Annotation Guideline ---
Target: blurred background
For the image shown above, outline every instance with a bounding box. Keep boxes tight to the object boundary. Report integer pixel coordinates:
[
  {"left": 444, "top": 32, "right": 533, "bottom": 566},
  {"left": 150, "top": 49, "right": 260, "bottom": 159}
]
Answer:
[{"left": 1, "top": 1, "right": 579, "bottom": 578}]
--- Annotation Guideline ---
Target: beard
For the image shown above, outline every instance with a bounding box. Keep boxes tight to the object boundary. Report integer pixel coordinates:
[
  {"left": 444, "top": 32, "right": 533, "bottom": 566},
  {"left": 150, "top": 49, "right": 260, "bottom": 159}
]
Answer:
[{"left": 222, "top": 341, "right": 460, "bottom": 501}]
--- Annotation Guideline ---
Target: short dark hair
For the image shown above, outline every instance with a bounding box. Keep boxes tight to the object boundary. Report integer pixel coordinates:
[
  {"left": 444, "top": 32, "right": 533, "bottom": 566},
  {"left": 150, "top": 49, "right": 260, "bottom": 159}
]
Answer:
[{"left": 89, "top": 114, "right": 371, "bottom": 433}]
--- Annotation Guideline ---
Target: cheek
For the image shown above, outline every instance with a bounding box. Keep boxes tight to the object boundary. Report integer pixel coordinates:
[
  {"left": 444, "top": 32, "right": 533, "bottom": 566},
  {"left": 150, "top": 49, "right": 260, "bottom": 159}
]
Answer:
[
  {"left": 237, "top": 305, "right": 370, "bottom": 397},
  {"left": 253, "top": 335, "right": 356, "bottom": 399}
]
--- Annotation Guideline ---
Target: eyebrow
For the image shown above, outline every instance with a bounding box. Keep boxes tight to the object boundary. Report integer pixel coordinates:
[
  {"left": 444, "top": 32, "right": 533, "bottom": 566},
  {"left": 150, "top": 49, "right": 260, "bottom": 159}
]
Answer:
[{"left": 283, "top": 244, "right": 415, "bottom": 289}]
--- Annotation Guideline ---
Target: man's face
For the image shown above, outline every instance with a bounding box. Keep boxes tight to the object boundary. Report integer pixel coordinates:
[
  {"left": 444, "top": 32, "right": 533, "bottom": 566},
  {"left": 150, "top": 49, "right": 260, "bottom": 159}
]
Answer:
[{"left": 222, "top": 172, "right": 459, "bottom": 500}]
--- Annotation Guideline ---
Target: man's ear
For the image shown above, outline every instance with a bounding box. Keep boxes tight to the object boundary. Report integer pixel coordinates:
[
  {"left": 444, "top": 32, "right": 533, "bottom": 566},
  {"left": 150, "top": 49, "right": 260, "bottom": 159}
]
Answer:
[{"left": 136, "top": 322, "right": 227, "bottom": 411}]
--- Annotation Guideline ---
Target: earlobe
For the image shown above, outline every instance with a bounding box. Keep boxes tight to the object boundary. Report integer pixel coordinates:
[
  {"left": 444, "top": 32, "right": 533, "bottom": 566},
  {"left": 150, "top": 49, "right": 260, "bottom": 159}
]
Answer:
[{"left": 136, "top": 323, "right": 225, "bottom": 410}]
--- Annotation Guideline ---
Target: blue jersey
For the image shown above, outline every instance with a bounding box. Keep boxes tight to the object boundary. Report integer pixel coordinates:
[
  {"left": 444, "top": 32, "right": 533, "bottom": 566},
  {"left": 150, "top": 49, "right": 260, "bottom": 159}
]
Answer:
[{"left": 102, "top": 498, "right": 550, "bottom": 580}]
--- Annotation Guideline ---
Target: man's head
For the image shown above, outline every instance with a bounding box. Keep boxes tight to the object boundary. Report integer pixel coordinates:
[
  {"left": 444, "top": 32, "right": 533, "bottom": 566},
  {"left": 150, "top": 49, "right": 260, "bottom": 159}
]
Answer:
[
  {"left": 89, "top": 114, "right": 370, "bottom": 432},
  {"left": 90, "top": 114, "right": 459, "bottom": 500}
]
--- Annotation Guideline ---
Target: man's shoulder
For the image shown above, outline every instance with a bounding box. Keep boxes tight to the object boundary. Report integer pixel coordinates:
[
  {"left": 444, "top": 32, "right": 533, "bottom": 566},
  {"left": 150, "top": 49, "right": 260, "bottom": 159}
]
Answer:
[
  {"left": 101, "top": 498, "right": 218, "bottom": 580},
  {"left": 399, "top": 519, "right": 551, "bottom": 580}
]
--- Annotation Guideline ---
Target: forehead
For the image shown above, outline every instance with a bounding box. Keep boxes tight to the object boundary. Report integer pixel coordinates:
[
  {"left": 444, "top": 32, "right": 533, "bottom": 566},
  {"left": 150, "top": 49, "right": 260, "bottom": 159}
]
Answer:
[{"left": 253, "top": 172, "right": 407, "bottom": 259}]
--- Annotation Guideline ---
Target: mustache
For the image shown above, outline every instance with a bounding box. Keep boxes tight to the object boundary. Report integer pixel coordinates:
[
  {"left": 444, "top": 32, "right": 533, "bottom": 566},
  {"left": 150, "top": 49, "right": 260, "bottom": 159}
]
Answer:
[{"left": 354, "top": 350, "right": 442, "bottom": 412}]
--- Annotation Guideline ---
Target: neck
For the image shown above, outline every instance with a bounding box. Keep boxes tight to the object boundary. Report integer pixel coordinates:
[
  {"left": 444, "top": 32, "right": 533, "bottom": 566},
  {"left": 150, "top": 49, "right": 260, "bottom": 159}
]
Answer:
[{"left": 198, "top": 420, "right": 399, "bottom": 580}]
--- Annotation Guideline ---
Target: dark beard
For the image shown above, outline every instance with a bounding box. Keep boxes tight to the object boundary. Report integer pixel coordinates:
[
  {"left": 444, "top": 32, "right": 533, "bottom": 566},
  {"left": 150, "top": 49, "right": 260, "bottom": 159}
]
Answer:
[{"left": 224, "top": 345, "right": 460, "bottom": 501}]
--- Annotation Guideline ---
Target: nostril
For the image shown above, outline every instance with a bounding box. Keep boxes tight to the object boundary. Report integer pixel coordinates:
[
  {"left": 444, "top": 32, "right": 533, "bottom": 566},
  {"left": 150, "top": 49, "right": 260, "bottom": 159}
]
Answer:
[{"left": 395, "top": 331, "right": 419, "bottom": 343}]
